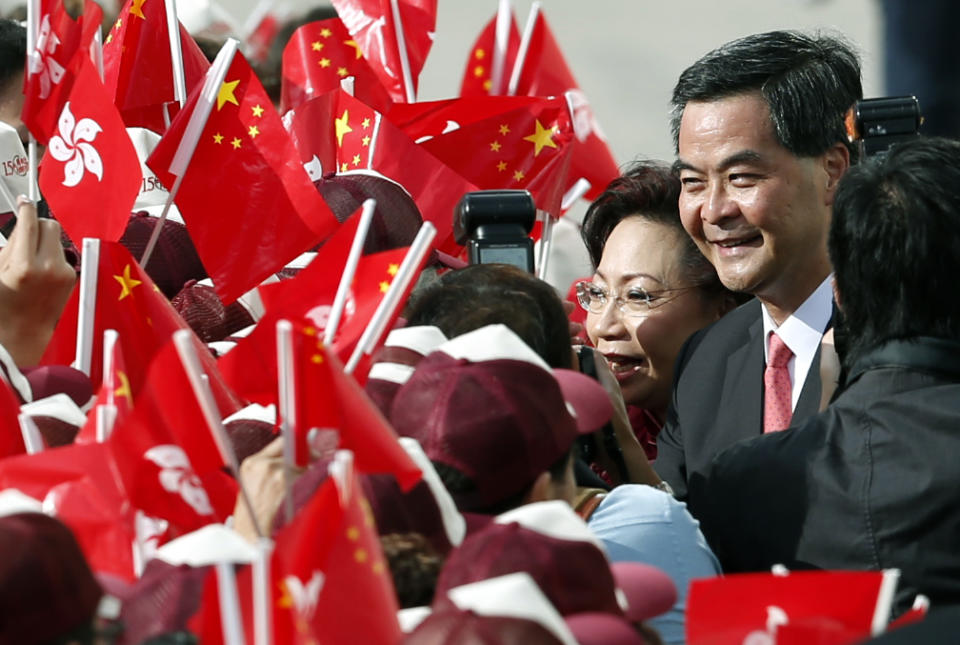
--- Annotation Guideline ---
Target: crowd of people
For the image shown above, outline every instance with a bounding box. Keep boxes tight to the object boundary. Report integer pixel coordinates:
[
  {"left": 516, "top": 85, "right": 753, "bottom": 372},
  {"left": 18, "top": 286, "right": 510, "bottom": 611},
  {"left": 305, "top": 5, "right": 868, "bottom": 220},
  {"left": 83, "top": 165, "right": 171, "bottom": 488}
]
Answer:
[{"left": 0, "top": 1, "right": 957, "bottom": 644}]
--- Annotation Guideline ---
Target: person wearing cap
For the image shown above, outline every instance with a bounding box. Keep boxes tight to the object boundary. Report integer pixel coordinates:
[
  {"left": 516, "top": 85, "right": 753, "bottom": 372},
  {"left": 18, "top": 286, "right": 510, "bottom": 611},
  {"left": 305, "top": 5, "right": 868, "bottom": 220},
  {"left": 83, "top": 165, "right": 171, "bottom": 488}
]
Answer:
[
  {"left": 0, "top": 512, "right": 108, "bottom": 645},
  {"left": 389, "top": 324, "right": 615, "bottom": 517}
]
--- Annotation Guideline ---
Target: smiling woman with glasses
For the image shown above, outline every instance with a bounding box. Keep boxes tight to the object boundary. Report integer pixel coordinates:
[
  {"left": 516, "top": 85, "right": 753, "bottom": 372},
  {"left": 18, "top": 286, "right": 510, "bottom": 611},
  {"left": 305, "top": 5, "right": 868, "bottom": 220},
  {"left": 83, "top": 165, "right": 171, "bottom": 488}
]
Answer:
[{"left": 578, "top": 161, "right": 746, "bottom": 459}]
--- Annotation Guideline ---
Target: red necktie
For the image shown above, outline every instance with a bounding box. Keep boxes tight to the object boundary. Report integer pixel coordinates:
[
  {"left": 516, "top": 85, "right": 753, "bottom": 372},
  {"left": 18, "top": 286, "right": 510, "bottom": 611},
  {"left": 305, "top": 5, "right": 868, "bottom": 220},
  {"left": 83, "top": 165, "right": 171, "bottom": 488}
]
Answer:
[{"left": 763, "top": 333, "right": 794, "bottom": 433}]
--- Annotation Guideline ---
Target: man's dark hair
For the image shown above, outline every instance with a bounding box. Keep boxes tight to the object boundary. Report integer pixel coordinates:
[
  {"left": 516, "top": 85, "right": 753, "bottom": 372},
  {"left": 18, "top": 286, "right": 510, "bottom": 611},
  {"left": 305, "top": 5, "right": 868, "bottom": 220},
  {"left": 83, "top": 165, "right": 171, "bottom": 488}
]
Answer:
[
  {"left": 581, "top": 160, "right": 746, "bottom": 305},
  {"left": 405, "top": 263, "right": 573, "bottom": 369},
  {"left": 380, "top": 532, "right": 443, "bottom": 608},
  {"left": 0, "top": 19, "right": 26, "bottom": 87},
  {"left": 670, "top": 30, "right": 862, "bottom": 160},
  {"left": 829, "top": 136, "right": 960, "bottom": 368}
]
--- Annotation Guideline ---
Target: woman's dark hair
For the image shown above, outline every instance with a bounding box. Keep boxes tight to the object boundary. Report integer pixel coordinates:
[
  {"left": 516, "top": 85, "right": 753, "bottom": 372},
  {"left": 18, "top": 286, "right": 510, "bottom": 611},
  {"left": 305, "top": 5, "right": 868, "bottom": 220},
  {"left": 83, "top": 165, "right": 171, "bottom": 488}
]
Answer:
[{"left": 580, "top": 160, "right": 736, "bottom": 303}]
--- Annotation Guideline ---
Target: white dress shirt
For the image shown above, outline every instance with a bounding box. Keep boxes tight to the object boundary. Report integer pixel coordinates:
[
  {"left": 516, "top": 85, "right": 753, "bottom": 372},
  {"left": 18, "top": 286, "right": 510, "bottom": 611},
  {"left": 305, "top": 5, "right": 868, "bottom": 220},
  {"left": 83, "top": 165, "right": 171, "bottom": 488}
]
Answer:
[{"left": 761, "top": 275, "right": 834, "bottom": 410}]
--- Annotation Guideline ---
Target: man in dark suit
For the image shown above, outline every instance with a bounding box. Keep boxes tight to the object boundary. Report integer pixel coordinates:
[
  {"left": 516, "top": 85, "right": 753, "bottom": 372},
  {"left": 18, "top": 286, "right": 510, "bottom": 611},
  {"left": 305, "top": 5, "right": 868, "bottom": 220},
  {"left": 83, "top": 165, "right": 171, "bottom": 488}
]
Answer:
[
  {"left": 655, "top": 31, "right": 863, "bottom": 505},
  {"left": 693, "top": 137, "right": 960, "bottom": 613}
]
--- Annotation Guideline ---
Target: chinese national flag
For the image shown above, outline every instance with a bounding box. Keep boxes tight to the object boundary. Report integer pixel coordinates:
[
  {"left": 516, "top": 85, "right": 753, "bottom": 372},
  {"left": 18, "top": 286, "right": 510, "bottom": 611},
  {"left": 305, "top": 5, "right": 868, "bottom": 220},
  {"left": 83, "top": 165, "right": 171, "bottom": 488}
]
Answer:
[
  {"left": 387, "top": 95, "right": 574, "bottom": 215},
  {"left": 272, "top": 456, "right": 402, "bottom": 644},
  {"left": 73, "top": 334, "right": 134, "bottom": 445},
  {"left": 329, "top": 0, "right": 436, "bottom": 103},
  {"left": 281, "top": 18, "right": 393, "bottom": 114},
  {"left": 287, "top": 89, "right": 477, "bottom": 253},
  {"left": 22, "top": 0, "right": 103, "bottom": 144},
  {"left": 108, "top": 334, "right": 241, "bottom": 534},
  {"left": 101, "top": 0, "right": 211, "bottom": 134},
  {"left": 147, "top": 45, "right": 340, "bottom": 305},
  {"left": 0, "top": 377, "right": 25, "bottom": 458},
  {"left": 503, "top": 10, "right": 619, "bottom": 202},
  {"left": 459, "top": 11, "right": 520, "bottom": 97},
  {"left": 39, "top": 57, "right": 141, "bottom": 244},
  {"left": 686, "top": 570, "right": 898, "bottom": 645},
  {"left": 39, "top": 241, "right": 201, "bottom": 397}
]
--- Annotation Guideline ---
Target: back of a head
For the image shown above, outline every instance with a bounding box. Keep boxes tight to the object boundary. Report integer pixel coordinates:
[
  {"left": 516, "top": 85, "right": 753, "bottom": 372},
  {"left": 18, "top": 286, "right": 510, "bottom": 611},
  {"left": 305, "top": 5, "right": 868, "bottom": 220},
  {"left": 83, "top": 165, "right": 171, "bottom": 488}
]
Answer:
[
  {"left": 0, "top": 19, "right": 25, "bottom": 87},
  {"left": 406, "top": 264, "right": 573, "bottom": 369},
  {"left": 670, "top": 30, "right": 862, "bottom": 159},
  {"left": 830, "top": 136, "right": 960, "bottom": 363},
  {"left": 0, "top": 513, "right": 102, "bottom": 645}
]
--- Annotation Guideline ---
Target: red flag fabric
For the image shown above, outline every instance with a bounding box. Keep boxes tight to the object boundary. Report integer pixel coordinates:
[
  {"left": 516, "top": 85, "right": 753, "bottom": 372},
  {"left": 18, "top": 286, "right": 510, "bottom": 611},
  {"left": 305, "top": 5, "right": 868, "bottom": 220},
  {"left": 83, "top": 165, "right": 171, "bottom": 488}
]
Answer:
[
  {"left": 101, "top": 0, "right": 211, "bottom": 134},
  {"left": 387, "top": 95, "right": 574, "bottom": 215},
  {"left": 287, "top": 89, "right": 477, "bottom": 253},
  {"left": 272, "top": 457, "right": 402, "bottom": 644},
  {"left": 39, "top": 241, "right": 218, "bottom": 401},
  {"left": 0, "top": 377, "right": 25, "bottom": 458},
  {"left": 280, "top": 18, "right": 393, "bottom": 114},
  {"left": 0, "top": 441, "right": 138, "bottom": 580},
  {"left": 147, "top": 47, "right": 340, "bottom": 304},
  {"left": 686, "top": 570, "right": 898, "bottom": 645},
  {"left": 506, "top": 10, "right": 618, "bottom": 202},
  {"left": 218, "top": 248, "right": 423, "bottom": 488},
  {"left": 22, "top": 0, "right": 103, "bottom": 144},
  {"left": 329, "top": 0, "right": 437, "bottom": 103},
  {"left": 459, "top": 11, "right": 520, "bottom": 97},
  {"left": 108, "top": 335, "right": 240, "bottom": 534},
  {"left": 73, "top": 332, "right": 134, "bottom": 445},
  {"left": 39, "top": 57, "right": 141, "bottom": 244}
]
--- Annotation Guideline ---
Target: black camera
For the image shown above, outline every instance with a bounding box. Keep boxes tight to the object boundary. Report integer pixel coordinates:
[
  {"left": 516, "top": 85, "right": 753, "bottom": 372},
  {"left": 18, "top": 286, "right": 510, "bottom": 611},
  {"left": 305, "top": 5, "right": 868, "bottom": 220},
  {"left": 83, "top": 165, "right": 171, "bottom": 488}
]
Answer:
[
  {"left": 847, "top": 96, "right": 923, "bottom": 157},
  {"left": 453, "top": 190, "right": 536, "bottom": 273}
]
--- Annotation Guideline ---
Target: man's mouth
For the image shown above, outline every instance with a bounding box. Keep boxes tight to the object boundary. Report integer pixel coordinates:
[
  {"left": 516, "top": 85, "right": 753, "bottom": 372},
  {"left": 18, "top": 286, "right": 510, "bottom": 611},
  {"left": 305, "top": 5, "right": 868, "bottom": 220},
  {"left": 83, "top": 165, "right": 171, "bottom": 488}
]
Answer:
[
  {"left": 604, "top": 354, "right": 647, "bottom": 381},
  {"left": 711, "top": 234, "right": 762, "bottom": 252}
]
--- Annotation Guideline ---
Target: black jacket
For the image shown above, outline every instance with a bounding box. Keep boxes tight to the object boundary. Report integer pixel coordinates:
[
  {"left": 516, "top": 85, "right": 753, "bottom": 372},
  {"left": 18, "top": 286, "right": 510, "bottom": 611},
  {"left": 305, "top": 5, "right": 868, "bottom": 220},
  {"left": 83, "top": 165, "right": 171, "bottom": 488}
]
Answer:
[{"left": 693, "top": 337, "right": 960, "bottom": 613}]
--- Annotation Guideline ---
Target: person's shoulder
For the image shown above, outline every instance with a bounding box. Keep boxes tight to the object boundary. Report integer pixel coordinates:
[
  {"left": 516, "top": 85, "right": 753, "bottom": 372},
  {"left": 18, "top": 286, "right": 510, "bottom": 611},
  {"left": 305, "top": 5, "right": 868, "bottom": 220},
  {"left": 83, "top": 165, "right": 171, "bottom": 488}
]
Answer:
[
  {"left": 712, "top": 408, "right": 831, "bottom": 479},
  {"left": 676, "top": 297, "right": 760, "bottom": 371}
]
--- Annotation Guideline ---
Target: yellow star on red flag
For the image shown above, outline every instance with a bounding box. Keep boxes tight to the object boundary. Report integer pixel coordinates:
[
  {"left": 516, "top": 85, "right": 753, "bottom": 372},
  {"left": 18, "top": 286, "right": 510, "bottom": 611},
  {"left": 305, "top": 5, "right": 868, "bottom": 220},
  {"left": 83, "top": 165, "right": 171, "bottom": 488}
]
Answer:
[
  {"left": 523, "top": 119, "right": 558, "bottom": 156},
  {"left": 335, "top": 109, "right": 353, "bottom": 146},
  {"left": 130, "top": 0, "right": 146, "bottom": 19},
  {"left": 114, "top": 371, "right": 133, "bottom": 406},
  {"left": 114, "top": 265, "right": 142, "bottom": 300},
  {"left": 217, "top": 79, "right": 240, "bottom": 110}
]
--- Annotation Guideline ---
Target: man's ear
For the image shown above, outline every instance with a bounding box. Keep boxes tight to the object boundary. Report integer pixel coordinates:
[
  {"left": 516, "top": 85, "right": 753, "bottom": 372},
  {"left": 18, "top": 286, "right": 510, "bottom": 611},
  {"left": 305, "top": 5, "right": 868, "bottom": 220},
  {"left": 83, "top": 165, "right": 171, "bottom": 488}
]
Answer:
[
  {"left": 523, "top": 471, "right": 553, "bottom": 505},
  {"left": 823, "top": 142, "right": 851, "bottom": 205}
]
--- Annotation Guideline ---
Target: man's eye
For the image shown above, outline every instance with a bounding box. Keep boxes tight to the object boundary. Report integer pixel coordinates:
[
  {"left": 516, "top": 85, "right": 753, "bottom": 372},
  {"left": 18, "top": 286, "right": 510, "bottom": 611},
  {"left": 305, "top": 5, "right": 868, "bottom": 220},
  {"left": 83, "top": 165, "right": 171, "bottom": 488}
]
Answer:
[
  {"left": 680, "top": 176, "right": 704, "bottom": 190},
  {"left": 729, "top": 173, "right": 759, "bottom": 186}
]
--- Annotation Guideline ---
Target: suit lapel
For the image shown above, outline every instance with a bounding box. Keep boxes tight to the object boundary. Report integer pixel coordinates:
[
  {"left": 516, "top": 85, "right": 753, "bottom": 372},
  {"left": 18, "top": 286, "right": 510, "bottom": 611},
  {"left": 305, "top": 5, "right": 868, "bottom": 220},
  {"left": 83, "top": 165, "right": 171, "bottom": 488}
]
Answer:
[{"left": 715, "top": 312, "right": 765, "bottom": 442}]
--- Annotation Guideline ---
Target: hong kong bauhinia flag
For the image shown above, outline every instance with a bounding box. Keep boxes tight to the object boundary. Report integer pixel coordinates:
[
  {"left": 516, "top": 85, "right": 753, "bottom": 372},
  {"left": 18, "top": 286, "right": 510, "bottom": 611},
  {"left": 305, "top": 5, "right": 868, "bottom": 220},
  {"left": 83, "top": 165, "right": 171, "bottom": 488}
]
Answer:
[
  {"left": 39, "top": 57, "right": 141, "bottom": 244},
  {"left": 22, "top": 0, "right": 102, "bottom": 144},
  {"left": 148, "top": 40, "right": 341, "bottom": 304}
]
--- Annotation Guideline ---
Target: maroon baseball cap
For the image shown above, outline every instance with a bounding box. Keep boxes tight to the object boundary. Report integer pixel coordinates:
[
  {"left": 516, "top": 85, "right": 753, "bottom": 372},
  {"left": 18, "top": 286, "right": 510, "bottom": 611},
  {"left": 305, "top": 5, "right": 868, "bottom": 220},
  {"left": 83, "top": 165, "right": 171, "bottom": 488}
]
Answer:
[
  {"left": 565, "top": 612, "right": 648, "bottom": 645},
  {"left": 389, "top": 325, "right": 613, "bottom": 511},
  {"left": 404, "top": 608, "right": 565, "bottom": 645},
  {"left": 0, "top": 512, "right": 103, "bottom": 644},
  {"left": 435, "top": 519, "right": 676, "bottom": 623}
]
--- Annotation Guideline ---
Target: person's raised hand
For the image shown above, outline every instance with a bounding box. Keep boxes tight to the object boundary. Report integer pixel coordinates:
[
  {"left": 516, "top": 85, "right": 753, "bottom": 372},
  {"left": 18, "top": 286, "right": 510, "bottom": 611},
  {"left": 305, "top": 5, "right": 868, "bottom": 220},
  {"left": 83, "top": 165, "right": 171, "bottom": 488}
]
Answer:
[
  {"left": 0, "top": 196, "right": 76, "bottom": 367},
  {"left": 233, "top": 436, "right": 305, "bottom": 543}
]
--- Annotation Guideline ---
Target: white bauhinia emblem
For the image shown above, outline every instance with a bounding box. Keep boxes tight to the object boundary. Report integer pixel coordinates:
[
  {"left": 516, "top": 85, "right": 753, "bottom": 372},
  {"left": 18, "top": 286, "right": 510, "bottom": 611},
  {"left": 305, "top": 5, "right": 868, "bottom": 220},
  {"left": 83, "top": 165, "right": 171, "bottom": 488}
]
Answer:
[
  {"left": 284, "top": 571, "right": 326, "bottom": 620},
  {"left": 27, "top": 15, "right": 65, "bottom": 100},
  {"left": 143, "top": 445, "right": 214, "bottom": 516},
  {"left": 48, "top": 102, "right": 104, "bottom": 188}
]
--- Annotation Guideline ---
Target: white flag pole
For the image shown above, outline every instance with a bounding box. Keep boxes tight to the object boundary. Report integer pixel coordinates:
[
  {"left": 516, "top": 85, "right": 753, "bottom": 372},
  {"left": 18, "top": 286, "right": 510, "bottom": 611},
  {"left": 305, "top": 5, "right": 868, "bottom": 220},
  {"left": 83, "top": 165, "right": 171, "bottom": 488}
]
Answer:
[
  {"left": 141, "top": 38, "right": 238, "bottom": 266},
  {"left": 275, "top": 319, "right": 297, "bottom": 525},
  {"left": 92, "top": 28, "right": 104, "bottom": 82},
  {"left": 95, "top": 329, "right": 120, "bottom": 442},
  {"left": 18, "top": 414, "right": 44, "bottom": 454},
  {"left": 490, "top": 0, "right": 512, "bottom": 95},
  {"left": 26, "top": 0, "right": 40, "bottom": 203},
  {"left": 241, "top": 0, "right": 276, "bottom": 42},
  {"left": 172, "top": 329, "right": 264, "bottom": 539},
  {"left": 323, "top": 198, "right": 376, "bottom": 345},
  {"left": 536, "top": 210, "right": 553, "bottom": 281},
  {"left": 165, "top": 0, "right": 187, "bottom": 108},
  {"left": 252, "top": 538, "right": 274, "bottom": 645},
  {"left": 389, "top": 0, "right": 417, "bottom": 103},
  {"left": 506, "top": 0, "right": 541, "bottom": 96},
  {"left": 344, "top": 222, "right": 436, "bottom": 374},
  {"left": 561, "top": 177, "right": 591, "bottom": 212},
  {"left": 76, "top": 239, "right": 101, "bottom": 375},
  {"left": 215, "top": 562, "right": 248, "bottom": 645}
]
